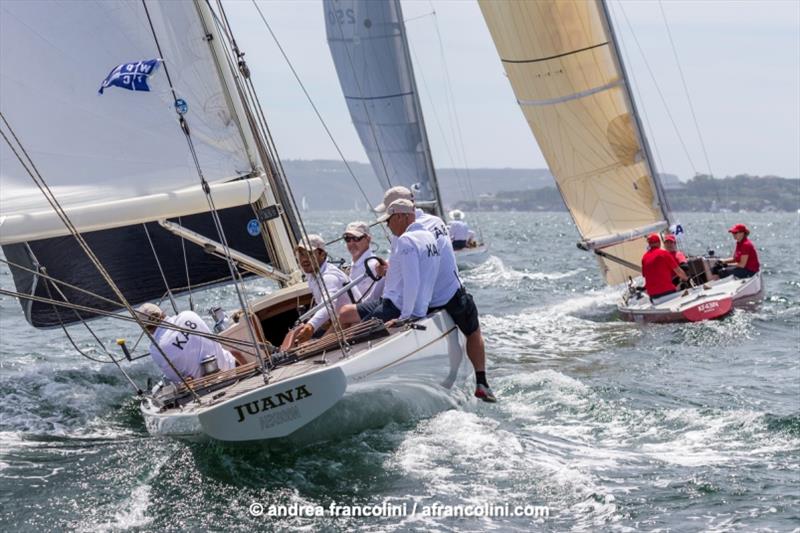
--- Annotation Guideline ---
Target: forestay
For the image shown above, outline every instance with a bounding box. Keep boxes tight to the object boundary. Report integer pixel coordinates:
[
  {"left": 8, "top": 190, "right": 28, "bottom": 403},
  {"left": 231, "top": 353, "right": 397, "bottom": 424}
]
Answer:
[
  {"left": 0, "top": 0, "right": 257, "bottom": 238},
  {"left": 478, "top": 0, "right": 672, "bottom": 284},
  {"left": 0, "top": 0, "right": 298, "bottom": 327},
  {"left": 324, "top": 0, "right": 444, "bottom": 216}
]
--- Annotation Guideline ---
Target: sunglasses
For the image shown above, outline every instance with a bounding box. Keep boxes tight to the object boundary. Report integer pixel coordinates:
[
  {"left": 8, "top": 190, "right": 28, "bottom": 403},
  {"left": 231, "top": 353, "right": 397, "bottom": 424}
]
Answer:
[{"left": 343, "top": 235, "right": 366, "bottom": 243}]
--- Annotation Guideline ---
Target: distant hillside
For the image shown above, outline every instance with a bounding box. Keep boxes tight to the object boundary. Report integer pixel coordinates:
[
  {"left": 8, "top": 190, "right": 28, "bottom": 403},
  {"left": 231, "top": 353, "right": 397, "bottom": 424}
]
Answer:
[
  {"left": 454, "top": 174, "right": 800, "bottom": 213},
  {"left": 280, "top": 159, "right": 554, "bottom": 210},
  {"left": 279, "top": 160, "right": 798, "bottom": 213}
]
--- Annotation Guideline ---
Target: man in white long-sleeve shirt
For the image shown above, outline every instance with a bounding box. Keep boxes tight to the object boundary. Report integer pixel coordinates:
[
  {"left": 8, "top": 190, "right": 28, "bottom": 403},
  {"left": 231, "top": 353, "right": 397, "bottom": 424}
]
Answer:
[
  {"left": 448, "top": 210, "right": 476, "bottom": 250},
  {"left": 136, "top": 303, "right": 245, "bottom": 383},
  {"left": 338, "top": 199, "right": 439, "bottom": 325},
  {"left": 283, "top": 234, "right": 360, "bottom": 346},
  {"left": 372, "top": 186, "right": 496, "bottom": 403},
  {"left": 343, "top": 221, "right": 384, "bottom": 302}
]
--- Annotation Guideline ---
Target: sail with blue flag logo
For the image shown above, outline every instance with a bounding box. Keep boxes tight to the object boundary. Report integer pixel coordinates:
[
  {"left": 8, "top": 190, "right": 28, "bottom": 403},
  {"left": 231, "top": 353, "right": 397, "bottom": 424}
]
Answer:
[{"left": 98, "top": 58, "right": 162, "bottom": 94}]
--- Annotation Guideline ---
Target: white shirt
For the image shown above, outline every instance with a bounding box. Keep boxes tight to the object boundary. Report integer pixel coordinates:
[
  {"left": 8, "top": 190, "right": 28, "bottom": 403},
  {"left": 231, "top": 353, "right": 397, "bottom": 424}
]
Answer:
[
  {"left": 416, "top": 209, "right": 462, "bottom": 307},
  {"left": 449, "top": 220, "right": 472, "bottom": 242},
  {"left": 150, "top": 310, "right": 236, "bottom": 383},
  {"left": 350, "top": 250, "right": 385, "bottom": 302},
  {"left": 382, "top": 221, "right": 441, "bottom": 320},
  {"left": 307, "top": 260, "right": 361, "bottom": 332}
]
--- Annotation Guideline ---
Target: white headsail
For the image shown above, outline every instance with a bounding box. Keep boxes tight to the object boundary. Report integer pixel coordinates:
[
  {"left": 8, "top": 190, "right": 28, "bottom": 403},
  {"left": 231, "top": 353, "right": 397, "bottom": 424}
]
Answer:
[
  {"left": 0, "top": 0, "right": 299, "bottom": 327},
  {"left": 324, "top": 0, "right": 444, "bottom": 216},
  {"left": 479, "top": 0, "right": 672, "bottom": 284}
]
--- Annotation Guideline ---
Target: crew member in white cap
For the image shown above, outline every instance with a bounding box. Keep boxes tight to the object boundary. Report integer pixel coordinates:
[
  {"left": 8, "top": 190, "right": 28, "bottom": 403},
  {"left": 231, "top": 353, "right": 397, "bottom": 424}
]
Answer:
[
  {"left": 374, "top": 186, "right": 496, "bottom": 402},
  {"left": 136, "top": 303, "right": 245, "bottom": 383},
  {"left": 339, "top": 199, "right": 440, "bottom": 324},
  {"left": 448, "top": 209, "right": 476, "bottom": 250},
  {"left": 282, "top": 234, "right": 360, "bottom": 346},
  {"left": 343, "top": 221, "right": 384, "bottom": 302}
]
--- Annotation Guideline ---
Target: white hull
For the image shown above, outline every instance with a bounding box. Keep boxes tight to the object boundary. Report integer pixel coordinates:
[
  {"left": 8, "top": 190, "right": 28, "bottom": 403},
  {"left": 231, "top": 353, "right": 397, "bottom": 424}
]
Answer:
[
  {"left": 141, "top": 290, "right": 466, "bottom": 442},
  {"left": 455, "top": 244, "right": 490, "bottom": 268},
  {"left": 618, "top": 271, "right": 763, "bottom": 323}
]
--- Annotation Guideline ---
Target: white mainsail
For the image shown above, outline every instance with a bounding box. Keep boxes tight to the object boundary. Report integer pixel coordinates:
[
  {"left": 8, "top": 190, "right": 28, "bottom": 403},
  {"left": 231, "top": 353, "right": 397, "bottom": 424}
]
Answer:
[
  {"left": 0, "top": 0, "right": 299, "bottom": 327},
  {"left": 479, "top": 0, "right": 672, "bottom": 284},
  {"left": 1, "top": 1, "right": 250, "bottom": 234},
  {"left": 324, "top": 0, "right": 444, "bottom": 217}
]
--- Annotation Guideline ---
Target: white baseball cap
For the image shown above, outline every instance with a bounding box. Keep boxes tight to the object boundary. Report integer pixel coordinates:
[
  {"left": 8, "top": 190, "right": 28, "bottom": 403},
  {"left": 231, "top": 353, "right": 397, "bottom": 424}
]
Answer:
[
  {"left": 374, "top": 186, "right": 414, "bottom": 212},
  {"left": 377, "top": 198, "right": 415, "bottom": 222},
  {"left": 295, "top": 234, "right": 326, "bottom": 252},
  {"left": 135, "top": 302, "right": 165, "bottom": 323},
  {"left": 343, "top": 221, "right": 370, "bottom": 238}
]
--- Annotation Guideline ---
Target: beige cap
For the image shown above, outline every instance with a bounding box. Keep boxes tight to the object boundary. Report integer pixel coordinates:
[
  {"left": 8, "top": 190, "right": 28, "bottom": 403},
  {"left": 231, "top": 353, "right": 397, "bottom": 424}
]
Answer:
[
  {"left": 343, "top": 221, "right": 370, "bottom": 238},
  {"left": 135, "top": 302, "right": 165, "bottom": 323},
  {"left": 295, "top": 233, "right": 326, "bottom": 252},
  {"left": 377, "top": 198, "right": 415, "bottom": 222},
  {"left": 374, "top": 186, "right": 414, "bottom": 212}
]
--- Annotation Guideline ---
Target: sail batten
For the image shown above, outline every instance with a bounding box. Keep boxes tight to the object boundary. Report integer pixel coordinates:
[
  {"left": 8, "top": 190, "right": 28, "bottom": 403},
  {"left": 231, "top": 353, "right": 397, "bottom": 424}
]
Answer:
[{"left": 479, "top": 0, "right": 672, "bottom": 284}]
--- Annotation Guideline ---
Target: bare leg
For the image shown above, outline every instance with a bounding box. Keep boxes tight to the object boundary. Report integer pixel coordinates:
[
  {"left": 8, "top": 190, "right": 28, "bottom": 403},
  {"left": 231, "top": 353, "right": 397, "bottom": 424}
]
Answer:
[
  {"left": 465, "top": 328, "right": 486, "bottom": 373},
  {"left": 230, "top": 349, "right": 248, "bottom": 366},
  {"left": 338, "top": 303, "right": 361, "bottom": 329}
]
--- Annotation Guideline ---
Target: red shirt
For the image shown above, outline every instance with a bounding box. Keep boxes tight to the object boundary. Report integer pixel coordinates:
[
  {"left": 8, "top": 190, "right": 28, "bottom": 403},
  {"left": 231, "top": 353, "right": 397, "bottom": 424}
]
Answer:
[
  {"left": 669, "top": 250, "right": 687, "bottom": 263},
  {"left": 642, "top": 247, "right": 679, "bottom": 296},
  {"left": 734, "top": 238, "right": 760, "bottom": 272}
]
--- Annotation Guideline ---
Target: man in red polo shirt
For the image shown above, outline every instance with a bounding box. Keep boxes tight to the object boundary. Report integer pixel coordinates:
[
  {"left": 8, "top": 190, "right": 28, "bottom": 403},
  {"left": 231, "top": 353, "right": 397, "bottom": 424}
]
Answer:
[
  {"left": 663, "top": 234, "right": 689, "bottom": 286},
  {"left": 663, "top": 235, "right": 687, "bottom": 264},
  {"left": 713, "top": 223, "right": 760, "bottom": 279},
  {"left": 641, "top": 233, "right": 689, "bottom": 299}
]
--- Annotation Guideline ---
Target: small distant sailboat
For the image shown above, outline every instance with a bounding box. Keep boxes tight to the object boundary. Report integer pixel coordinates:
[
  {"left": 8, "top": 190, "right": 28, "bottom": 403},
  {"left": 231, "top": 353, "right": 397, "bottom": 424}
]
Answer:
[
  {"left": 301, "top": 195, "right": 309, "bottom": 211},
  {"left": 324, "top": 0, "right": 488, "bottom": 266},
  {"left": 479, "top": 0, "right": 762, "bottom": 322}
]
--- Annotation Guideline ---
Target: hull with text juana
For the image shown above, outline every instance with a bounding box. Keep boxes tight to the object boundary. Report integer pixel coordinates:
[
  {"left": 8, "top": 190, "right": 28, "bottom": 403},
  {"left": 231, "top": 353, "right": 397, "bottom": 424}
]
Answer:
[
  {"left": 1, "top": 0, "right": 470, "bottom": 445},
  {"left": 140, "top": 285, "right": 467, "bottom": 442}
]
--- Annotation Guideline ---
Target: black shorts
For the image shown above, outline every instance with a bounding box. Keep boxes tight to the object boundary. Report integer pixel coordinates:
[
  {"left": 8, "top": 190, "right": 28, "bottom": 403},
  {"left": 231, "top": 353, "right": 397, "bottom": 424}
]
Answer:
[
  {"left": 433, "top": 287, "right": 480, "bottom": 336},
  {"left": 357, "top": 298, "right": 401, "bottom": 322}
]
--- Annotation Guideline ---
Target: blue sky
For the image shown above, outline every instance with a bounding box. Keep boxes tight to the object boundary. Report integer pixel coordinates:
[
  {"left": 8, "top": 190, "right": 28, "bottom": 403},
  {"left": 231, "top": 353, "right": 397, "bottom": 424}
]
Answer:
[{"left": 225, "top": 0, "right": 800, "bottom": 180}]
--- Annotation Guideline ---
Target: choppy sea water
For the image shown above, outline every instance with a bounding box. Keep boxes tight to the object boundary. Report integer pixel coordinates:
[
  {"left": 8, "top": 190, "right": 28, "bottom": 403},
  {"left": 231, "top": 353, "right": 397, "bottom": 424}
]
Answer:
[{"left": 0, "top": 211, "right": 798, "bottom": 532}]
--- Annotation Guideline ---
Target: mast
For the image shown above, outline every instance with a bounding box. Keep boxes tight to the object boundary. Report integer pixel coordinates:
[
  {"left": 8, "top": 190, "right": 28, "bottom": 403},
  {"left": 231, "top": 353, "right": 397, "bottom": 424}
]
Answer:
[
  {"left": 596, "top": 0, "right": 673, "bottom": 225},
  {"left": 393, "top": 0, "right": 445, "bottom": 219},
  {"left": 196, "top": 0, "right": 299, "bottom": 278}
]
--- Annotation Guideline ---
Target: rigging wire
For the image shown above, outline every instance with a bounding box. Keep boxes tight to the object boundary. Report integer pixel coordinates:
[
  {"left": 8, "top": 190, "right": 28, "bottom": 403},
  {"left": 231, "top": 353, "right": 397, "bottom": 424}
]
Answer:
[
  {"left": 657, "top": 0, "right": 716, "bottom": 179},
  {"left": 0, "top": 114, "right": 199, "bottom": 400},
  {"left": 426, "top": 2, "right": 484, "bottom": 235},
  {"left": 249, "top": 0, "right": 375, "bottom": 213},
  {"left": 222, "top": 0, "right": 351, "bottom": 354},
  {"left": 606, "top": 1, "right": 668, "bottom": 175},
  {"left": 142, "top": 223, "right": 179, "bottom": 314},
  {"left": 142, "top": 0, "right": 268, "bottom": 376},
  {"left": 0, "top": 285, "right": 274, "bottom": 355},
  {"left": 177, "top": 216, "right": 195, "bottom": 311},
  {"left": 406, "top": 5, "right": 484, "bottom": 236},
  {"left": 613, "top": 1, "right": 699, "bottom": 175}
]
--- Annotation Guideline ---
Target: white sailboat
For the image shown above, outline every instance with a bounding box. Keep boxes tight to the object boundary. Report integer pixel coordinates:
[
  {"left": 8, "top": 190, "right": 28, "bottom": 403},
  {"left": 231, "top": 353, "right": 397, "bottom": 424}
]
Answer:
[
  {"left": 324, "top": 0, "right": 489, "bottom": 267},
  {"left": 478, "top": 0, "right": 762, "bottom": 322},
  {"left": 0, "top": 0, "right": 466, "bottom": 442}
]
